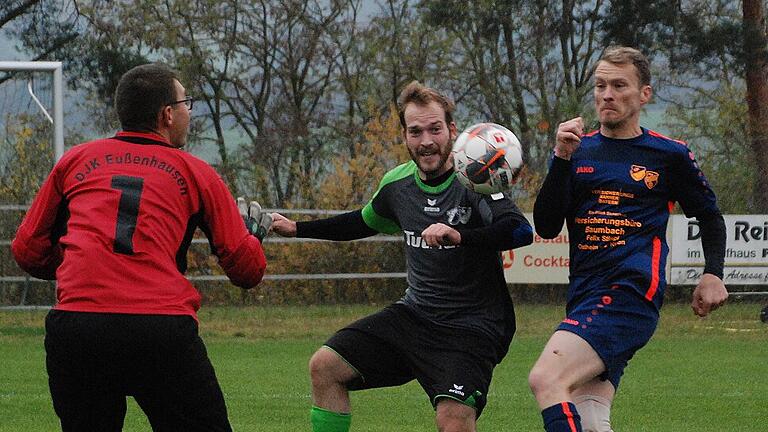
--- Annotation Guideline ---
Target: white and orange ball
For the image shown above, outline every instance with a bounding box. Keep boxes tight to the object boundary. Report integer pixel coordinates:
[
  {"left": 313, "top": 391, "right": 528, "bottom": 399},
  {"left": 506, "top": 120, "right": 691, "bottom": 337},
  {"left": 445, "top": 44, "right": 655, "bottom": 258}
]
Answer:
[{"left": 452, "top": 122, "right": 524, "bottom": 195}]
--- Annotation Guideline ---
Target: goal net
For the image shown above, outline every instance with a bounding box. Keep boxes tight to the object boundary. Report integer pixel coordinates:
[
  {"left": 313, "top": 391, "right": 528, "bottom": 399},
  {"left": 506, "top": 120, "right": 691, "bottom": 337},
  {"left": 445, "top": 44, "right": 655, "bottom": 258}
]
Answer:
[{"left": 0, "top": 61, "right": 64, "bottom": 308}]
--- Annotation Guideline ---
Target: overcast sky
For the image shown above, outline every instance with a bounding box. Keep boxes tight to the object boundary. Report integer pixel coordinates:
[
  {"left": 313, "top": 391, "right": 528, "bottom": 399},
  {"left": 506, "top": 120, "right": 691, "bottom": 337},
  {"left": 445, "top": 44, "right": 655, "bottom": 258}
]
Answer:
[
  {"left": 0, "top": 21, "right": 671, "bottom": 155},
  {"left": 0, "top": 34, "right": 24, "bottom": 61}
]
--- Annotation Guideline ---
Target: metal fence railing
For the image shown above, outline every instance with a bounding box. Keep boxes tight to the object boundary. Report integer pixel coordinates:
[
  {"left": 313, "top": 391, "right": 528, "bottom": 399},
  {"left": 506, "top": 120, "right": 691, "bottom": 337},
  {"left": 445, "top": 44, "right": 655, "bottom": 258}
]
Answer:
[{"left": 0, "top": 206, "right": 406, "bottom": 309}]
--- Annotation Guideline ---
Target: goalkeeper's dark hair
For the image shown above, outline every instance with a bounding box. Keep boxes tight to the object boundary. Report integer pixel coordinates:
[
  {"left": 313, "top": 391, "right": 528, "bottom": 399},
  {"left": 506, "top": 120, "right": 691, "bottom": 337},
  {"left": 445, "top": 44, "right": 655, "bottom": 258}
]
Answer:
[
  {"left": 397, "top": 80, "right": 455, "bottom": 129},
  {"left": 115, "top": 63, "right": 179, "bottom": 132}
]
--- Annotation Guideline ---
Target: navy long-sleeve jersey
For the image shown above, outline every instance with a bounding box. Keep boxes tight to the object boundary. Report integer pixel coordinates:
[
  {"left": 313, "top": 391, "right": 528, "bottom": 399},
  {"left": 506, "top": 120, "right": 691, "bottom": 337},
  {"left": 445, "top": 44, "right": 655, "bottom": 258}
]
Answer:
[{"left": 534, "top": 128, "right": 723, "bottom": 311}]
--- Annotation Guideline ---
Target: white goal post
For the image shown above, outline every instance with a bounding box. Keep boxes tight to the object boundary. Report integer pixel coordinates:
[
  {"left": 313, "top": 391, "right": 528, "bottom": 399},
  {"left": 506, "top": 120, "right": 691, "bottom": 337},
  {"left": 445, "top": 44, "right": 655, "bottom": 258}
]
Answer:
[{"left": 0, "top": 61, "right": 64, "bottom": 161}]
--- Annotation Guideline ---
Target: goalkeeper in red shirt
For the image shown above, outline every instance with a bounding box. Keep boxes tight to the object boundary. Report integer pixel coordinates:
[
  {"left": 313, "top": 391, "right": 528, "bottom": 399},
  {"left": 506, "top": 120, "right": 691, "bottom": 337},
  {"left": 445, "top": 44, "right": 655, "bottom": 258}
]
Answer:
[{"left": 12, "top": 63, "right": 269, "bottom": 432}]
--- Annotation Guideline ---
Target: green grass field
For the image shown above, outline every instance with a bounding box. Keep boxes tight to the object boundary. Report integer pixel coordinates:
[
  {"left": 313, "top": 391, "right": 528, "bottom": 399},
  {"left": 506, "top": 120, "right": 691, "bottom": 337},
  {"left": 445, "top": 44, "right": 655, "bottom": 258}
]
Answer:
[{"left": 1, "top": 302, "right": 766, "bottom": 431}]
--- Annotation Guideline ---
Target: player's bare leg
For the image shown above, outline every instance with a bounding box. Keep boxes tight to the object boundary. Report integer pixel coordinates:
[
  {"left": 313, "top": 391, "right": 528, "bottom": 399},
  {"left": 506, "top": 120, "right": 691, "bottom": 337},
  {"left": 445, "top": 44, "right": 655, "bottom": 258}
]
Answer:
[
  {"left": 435, "top": 398, "right": 476, "bottom": 432},
  {"left": 529, "top": 330, "right": 605, "bottom": 406},
  {"left": 528, "top": 330, "right": 606, "bottom": 431},
  {"left": 310, "top": 347, "right": 358, "bottom": 411},
  {"left": 309, "top": 347, "right": 358, "bottom": 432}
]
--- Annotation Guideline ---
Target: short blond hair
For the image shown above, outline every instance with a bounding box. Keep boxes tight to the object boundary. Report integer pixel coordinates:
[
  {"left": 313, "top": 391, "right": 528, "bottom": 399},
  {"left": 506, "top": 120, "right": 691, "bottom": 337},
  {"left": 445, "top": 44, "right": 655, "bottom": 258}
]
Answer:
[{"left": 600, "top": 46, "right": 651, "bottom": 87}]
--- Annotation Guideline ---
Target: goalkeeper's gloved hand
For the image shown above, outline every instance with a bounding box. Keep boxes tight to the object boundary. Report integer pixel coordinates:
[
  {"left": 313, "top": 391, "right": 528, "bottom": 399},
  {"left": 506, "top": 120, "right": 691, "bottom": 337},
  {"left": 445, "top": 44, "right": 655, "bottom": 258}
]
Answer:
[{"left": 237, "top": 197, "right": 273, "bottom": 242}]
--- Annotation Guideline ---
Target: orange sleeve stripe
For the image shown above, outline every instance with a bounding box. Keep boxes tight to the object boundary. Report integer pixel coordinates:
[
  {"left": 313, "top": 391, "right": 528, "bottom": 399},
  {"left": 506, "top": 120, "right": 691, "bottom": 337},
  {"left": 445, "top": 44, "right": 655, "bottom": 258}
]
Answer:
[
  {"left": 645, "top": 236, "right": 662, "bottom": 301},
  {"left": 648, "top": 129, "right": 687, "bottom": 146}
]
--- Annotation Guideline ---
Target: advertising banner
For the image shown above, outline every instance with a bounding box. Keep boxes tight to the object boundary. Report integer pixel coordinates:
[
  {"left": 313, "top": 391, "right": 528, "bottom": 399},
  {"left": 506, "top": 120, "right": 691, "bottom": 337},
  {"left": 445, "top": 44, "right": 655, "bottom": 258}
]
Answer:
[
  {"left": 669, "top": 214, "right": 768, "bottom": 285},
  {"left": 503, "top": 214, "right": 768, "bottom": 286},
  {"left": 503, "top": 213, "right": 570, "bottom": 283}
]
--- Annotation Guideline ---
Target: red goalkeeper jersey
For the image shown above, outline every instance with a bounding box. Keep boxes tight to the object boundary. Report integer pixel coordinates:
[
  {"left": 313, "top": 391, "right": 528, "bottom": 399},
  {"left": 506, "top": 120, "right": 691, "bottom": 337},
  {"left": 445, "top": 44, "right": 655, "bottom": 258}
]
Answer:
[{"left": 12, "top": 131, "right": 266, "bottom": 319}]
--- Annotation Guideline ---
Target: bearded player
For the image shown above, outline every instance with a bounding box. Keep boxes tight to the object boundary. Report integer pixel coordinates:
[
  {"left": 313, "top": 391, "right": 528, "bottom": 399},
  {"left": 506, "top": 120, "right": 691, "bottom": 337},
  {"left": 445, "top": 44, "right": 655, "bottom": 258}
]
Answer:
[{"left": 271, "top": 80, "right": 533, "bottom": 432}]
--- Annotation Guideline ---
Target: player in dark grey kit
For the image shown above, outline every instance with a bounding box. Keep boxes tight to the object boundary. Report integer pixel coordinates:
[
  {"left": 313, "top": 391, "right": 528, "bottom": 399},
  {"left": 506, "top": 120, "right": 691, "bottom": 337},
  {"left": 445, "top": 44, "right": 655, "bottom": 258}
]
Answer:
[{"left": 270, "top": 81, "right": 533, "bottom": 432}]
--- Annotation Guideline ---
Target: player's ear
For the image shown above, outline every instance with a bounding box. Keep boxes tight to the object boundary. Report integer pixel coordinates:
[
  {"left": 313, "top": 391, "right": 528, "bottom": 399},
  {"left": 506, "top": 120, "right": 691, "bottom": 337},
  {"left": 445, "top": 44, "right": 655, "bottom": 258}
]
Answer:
[
  {"left": 449, "top": 121, "right": 458, "bottom": 140},
  {"left": 640, "top": 85, "right": 652, "bottom": 105},
  {"left": 159, "top": 105, "right": 173, "bottom": 128}
]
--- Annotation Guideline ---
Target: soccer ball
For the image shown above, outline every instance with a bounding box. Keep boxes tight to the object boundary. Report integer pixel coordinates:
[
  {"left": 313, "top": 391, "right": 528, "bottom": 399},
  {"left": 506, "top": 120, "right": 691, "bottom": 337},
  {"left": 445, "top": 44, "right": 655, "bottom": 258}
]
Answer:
[{"left": 452, "top": 123, "right": 524, "bottom": 195}]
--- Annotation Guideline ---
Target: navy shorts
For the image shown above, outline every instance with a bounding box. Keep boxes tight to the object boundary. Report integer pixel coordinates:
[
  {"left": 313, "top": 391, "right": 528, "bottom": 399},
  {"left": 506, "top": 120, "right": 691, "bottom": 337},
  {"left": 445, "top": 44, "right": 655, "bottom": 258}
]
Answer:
[
  {"left": 324, "top": 303, "right": 508, "bottom": 417},
  {"left": 556, "top": 287, "right": 659, "bottom": 389}
]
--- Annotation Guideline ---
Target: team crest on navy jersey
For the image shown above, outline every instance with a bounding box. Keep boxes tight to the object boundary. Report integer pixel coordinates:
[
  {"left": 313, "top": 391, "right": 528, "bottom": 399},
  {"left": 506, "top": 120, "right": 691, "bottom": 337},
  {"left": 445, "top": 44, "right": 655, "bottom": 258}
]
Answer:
[
  {"left": 644, "top": 171, "right": 659, "bottom": 189},
  {"left": 630, "top": 165, "right": 646, "bottom": 181},
  {"left": 630, "top": 165, "right": 659, "bottom": 189},
  {"left": 446, "top": 206, "right": 472, "bottom": 225}
]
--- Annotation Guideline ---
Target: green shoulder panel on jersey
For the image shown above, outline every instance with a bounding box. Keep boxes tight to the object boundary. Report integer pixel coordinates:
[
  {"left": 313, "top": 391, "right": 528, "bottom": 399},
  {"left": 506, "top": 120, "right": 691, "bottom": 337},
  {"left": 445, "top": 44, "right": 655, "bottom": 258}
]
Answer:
[
  {"left": 361, "top": 161, "right": 458, "bottom": 234},
  {"left": 361, "top": 161, "right": 416, "bottom": 234}
]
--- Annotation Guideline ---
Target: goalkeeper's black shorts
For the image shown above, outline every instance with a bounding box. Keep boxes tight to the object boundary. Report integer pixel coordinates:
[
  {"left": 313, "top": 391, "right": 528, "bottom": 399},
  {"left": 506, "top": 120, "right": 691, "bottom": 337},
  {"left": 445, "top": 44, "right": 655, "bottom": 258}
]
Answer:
[
  {"left": 44, "top": 310, "right": 232, "bottom": 432},
  {"left": 323, "top": 303, "right": 505, "bottom": 417}
]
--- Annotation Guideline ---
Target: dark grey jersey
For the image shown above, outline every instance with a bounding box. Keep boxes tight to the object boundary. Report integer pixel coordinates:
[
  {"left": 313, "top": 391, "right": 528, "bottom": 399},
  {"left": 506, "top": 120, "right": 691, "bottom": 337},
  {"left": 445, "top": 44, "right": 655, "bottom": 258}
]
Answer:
[{"left": 362, "top": 161, "right": 531, "bottom": 350}]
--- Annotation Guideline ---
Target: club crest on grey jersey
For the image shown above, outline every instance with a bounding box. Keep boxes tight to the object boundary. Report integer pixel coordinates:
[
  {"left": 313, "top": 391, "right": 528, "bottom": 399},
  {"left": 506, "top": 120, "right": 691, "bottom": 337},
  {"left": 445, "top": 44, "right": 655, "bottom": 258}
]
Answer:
[{"left": 446, "top": 206, "right": 472, "bottom": 226}]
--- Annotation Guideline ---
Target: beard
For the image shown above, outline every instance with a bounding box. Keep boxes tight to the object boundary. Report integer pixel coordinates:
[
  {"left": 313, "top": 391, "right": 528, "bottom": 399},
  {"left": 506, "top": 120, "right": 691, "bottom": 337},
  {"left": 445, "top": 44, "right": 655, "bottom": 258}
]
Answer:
[
  {"left": 599, "top": 104, "right": 641, "bottom": 133},
  {"left": 169, "top": 126, "right": 189, "bottom": 148},
  {"left": 408, "top": 139, "right": 454, "bottom": 179},
  {"left": 600, "top": 118, "right": 623, "bottom": 130}
]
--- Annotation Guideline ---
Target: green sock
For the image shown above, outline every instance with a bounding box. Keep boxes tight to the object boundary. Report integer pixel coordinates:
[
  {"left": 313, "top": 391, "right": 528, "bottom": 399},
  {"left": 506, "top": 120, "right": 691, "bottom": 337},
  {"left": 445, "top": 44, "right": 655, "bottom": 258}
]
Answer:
[{"left": 310, "top": 405, "right": 351, "bottom": 432}]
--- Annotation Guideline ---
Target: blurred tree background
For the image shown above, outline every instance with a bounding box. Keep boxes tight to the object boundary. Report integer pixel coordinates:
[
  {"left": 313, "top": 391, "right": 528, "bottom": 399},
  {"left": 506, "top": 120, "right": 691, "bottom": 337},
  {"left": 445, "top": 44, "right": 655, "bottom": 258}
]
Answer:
[{"left": 0, "top": 0, "right": 765, "bottom": 304}]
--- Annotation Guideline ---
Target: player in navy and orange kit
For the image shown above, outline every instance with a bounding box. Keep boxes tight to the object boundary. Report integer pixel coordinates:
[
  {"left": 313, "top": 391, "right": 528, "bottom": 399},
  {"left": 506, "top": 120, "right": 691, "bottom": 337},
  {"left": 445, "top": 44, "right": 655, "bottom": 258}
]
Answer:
[
  {"left": 527, "top": 47, "right": 729, "bottom": 432},
  {"left": 12, "top": 64, "right": 267, "bottom": 432}
]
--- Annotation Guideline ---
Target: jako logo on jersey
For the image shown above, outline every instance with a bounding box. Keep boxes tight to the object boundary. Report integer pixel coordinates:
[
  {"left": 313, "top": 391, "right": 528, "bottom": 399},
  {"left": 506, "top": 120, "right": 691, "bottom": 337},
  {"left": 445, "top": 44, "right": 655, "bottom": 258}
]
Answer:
[
  {"left": 449, "top": 384, "right": 465, "bottom": 397},
  {"left": 403, "top": 230, "right": 457, "bottom": 250},
  {"left": 562, "top": 318, "right": 579, "bottom": 326},
  {"left": 424, "top": 198, "right": 440, "bottom": 213},
  {"left": 576, "top": 166, "right": 595, "bottom": 174},
  {"left": 446, "top": 206, "right": 472, "bottom": 226}
]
